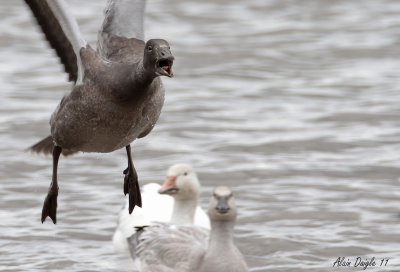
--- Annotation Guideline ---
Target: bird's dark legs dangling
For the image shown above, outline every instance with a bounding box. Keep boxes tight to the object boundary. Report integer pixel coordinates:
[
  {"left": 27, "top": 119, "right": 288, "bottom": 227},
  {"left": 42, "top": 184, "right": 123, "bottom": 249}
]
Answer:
[
  {"left": 41, "top": 145, "right": 62, "bottom": 224},
  {"left": 123, "top": 145, "right": 142, "bottom": 213}
]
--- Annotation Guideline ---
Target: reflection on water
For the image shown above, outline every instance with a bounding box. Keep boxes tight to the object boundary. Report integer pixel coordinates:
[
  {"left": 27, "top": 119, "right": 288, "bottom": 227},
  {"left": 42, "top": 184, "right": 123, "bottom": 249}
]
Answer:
[{"left": 0, "top": 0, "right": 400, "bottom": 271}]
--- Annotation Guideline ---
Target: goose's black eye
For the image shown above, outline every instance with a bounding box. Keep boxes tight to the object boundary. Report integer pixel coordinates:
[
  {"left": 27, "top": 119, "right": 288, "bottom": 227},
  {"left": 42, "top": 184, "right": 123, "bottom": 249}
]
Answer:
[
  {"left": 147, "top": 46, "right": 152, "bottom": 52},
  {"left": 183, "top": 172, "right": 188, "bottom": 176}
]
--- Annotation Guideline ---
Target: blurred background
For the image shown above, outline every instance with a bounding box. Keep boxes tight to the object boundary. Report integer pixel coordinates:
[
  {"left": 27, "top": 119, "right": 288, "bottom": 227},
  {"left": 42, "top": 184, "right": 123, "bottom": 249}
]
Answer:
[{"left": 1, "top": 0, "right": 400, "bottom": 271}]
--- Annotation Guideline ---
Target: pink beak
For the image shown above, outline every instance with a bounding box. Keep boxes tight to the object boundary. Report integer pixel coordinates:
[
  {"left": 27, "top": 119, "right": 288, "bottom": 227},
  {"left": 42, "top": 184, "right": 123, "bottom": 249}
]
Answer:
[{"left": 158, "top": 176, "right": 178, "bottom": 195}]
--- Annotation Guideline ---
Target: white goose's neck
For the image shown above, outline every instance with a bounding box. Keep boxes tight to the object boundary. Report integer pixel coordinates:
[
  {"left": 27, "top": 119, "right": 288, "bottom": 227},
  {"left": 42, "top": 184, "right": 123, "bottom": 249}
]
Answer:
[{"left": 170, "top": 197, "right": 198, "bottom": 225}]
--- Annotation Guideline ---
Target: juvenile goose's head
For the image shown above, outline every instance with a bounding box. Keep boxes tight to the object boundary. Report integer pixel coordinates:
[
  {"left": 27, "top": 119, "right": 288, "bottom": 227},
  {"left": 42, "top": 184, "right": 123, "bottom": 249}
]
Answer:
[
  {"left": 158, "top": 164, "right": 200, "bottom": 200},
  {"left": 208, "top": 186, "right": 236, "bottom": 222},
  {"left": 143, "top": 39, "right": 174, "bottom": 78}
]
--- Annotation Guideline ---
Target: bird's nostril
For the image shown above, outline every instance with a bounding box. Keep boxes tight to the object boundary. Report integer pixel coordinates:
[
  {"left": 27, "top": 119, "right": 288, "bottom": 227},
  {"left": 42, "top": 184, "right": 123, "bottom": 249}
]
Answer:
[{"left": 161, "top": 52, "right": 165, "bottom": 56}]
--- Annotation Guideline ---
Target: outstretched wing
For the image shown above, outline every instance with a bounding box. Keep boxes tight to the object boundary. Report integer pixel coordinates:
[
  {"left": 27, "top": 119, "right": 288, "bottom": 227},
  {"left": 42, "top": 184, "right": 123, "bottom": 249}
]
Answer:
[
  {"left": 97, "top": 0, "right": 146, "bottom": 59},
  {"left": 24, "top": 0, "right": 87, "bottom": 83}
]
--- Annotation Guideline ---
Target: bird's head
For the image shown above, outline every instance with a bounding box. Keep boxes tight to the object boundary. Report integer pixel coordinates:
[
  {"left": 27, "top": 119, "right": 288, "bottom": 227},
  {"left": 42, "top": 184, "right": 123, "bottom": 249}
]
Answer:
[
  {"left": 158, "top": 164, "right": 200, "bottom": 200},
  {"left": 208, "top": 186, "right": 237, "bottom": 222},
  {"left": 143, "top": 39, "right": 174, "bottom": 78}
]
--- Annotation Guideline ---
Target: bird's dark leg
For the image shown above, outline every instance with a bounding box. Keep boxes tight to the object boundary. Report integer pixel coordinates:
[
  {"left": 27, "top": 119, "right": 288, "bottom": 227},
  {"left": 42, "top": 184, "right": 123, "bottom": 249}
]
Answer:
[
  {"left": 41, "top": 145, "right": 62, "bottom": 224},
  {"left": 123, "top": 145, "right": 142, "bottom": 213}
]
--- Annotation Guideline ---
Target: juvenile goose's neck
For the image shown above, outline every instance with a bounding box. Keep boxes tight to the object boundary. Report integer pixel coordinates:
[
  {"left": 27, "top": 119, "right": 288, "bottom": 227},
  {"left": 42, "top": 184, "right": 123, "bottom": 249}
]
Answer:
[
  {"left": 208, "top": 220, "right": 235, "bottom": 250},
  {"left": 196, "top": 220, "right": 239, "bottom": 272},
  {"left": 108, "top": 60, "right": 155, "bottom": 101},
  {"left": 170, "top": 196, "right": 198, "bottom": 225},
  {"left": 133, "top": 60, "right": 155, "bottom": 87}
]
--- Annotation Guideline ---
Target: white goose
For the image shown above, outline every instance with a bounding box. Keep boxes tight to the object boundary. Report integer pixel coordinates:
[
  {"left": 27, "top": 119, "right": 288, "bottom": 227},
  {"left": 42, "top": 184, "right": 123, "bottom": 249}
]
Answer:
[
  {"left": 112, "top": 164, "right": 210, "bottom": 255},
  {"left": 129, "top": 186, "right": 248, "bottom": 272}
]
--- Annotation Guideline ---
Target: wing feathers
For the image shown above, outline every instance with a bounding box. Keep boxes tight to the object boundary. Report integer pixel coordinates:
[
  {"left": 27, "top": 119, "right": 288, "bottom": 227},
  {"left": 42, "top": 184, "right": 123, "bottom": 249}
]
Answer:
[
  {"left": 24, "top": 0, "right": 87, "bottom": 83},
  {"left": 134, "top": 224, "right": 208, "bottom": 271},
  {"left": 24, "top": 0, "right": 77, "bottom": 82},
  {"left": 98, "top": 0, "right": 146, "bottom": 57}
]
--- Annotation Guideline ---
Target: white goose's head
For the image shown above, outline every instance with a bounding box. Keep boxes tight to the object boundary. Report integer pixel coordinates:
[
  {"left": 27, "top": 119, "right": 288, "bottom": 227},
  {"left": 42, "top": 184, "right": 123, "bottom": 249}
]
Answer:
[
  {"left": 208, "top": 186, "right": 236, "bottom": 222},
  {"left": 158, "top": 164, "right": 200, "bottom": 201}
]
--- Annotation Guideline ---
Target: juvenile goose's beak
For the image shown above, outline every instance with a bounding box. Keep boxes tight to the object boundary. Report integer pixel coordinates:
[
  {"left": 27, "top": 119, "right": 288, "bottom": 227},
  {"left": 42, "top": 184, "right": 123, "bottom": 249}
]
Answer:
[
  {"left": 157, "top": 49, "right": 174, "bottom": 77},
  {"left": 216, "top": 197, "right": 230, "bottom": 214},
  {"left": 158, "top": 176, "right": 179, "bottom": 195}
]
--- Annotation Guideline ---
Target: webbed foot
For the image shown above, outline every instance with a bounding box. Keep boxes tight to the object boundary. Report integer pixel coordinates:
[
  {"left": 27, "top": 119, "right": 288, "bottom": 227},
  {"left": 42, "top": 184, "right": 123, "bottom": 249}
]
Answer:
[
  {"left": 41, "top": 145, "right": 62, "bottom": 224},
  {"left": 123, "top": 166, "right": 142, "bottom": 213},
  {"left": 41, "top": 185, "right": 58, "bottom": 224}
]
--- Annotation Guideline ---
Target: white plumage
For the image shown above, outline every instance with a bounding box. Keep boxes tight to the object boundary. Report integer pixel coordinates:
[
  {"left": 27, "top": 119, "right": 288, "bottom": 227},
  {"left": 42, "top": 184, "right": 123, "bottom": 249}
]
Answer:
[{"left": 112, "top": 164, "right": 210, "bottom": 255}]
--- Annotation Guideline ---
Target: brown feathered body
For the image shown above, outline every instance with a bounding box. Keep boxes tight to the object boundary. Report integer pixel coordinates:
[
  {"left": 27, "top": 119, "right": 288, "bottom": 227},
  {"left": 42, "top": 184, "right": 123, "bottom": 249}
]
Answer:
[{"left": 32, "top": 38, "right": 164, "bottom": 155}]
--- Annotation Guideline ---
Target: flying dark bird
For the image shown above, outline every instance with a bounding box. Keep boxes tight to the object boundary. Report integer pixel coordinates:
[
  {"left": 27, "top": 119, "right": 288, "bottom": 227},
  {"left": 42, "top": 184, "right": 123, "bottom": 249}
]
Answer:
[{"left": 23, "top": 0, "right": 174, "bottom": 224}]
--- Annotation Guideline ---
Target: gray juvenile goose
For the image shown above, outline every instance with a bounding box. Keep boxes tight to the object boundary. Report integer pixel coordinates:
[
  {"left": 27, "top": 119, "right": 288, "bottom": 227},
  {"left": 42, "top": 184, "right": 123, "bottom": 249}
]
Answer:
[
  {"left": 24, "top": 0, "right": 174, "bottom": 224},
  {"left": 129, "top": 186, "right": 248, "bottom": 272}
]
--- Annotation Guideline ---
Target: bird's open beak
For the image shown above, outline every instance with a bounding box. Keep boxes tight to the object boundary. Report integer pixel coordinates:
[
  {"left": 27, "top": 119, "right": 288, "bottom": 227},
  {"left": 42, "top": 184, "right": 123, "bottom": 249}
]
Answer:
[
  {"left": 158, "top": 176, "right": 179, "bottom": 194},
  {"left": 157, "top": 49, "right": 174, "bottom": 77}
]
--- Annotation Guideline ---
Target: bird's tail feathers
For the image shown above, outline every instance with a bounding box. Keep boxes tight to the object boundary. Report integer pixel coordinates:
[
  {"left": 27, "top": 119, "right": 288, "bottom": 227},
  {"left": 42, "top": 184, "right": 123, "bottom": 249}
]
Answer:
[{"left": 29, "top": 135, "right": 77, "bottom": 156}]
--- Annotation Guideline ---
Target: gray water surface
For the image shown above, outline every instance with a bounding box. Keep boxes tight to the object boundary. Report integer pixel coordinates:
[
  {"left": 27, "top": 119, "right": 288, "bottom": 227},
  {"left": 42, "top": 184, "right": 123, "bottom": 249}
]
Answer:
[{"left": 1, "top": 0, "right": 400, "bottom": 271}]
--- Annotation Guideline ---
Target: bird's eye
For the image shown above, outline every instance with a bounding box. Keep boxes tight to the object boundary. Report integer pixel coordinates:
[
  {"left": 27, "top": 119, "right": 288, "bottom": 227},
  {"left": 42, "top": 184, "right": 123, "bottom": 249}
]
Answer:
[
  {"left": 147, "top": 46, "right": 152, "bottom": 52},
  {"left": 183, "top": 172, "right": 188, "bottom": 176}
]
